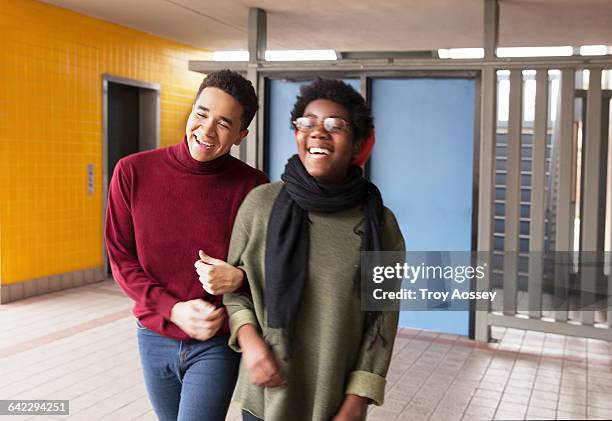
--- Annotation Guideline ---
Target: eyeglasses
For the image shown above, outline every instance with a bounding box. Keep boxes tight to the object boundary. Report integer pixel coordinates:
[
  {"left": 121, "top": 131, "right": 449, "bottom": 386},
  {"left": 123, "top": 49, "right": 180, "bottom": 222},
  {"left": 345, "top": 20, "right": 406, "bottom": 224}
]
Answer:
[{"left": 293, "top": 116, "right": 351, "bottom": 134}]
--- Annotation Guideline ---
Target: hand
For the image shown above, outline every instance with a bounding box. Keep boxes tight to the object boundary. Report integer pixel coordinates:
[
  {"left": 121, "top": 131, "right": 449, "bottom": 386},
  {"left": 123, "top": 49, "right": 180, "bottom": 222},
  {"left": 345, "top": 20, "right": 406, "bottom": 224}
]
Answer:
[
  {"left": 238, "top": 324, "right": 286, "bottom": 388},
  {"left": 195, "top": 250, "right": 244, "bottom": 295},
  {"left": 331, "top": 395, "right": 368, "bottom": 421},
  {"left": 169, "top": 299, "right": 224, "bottom": 341}
]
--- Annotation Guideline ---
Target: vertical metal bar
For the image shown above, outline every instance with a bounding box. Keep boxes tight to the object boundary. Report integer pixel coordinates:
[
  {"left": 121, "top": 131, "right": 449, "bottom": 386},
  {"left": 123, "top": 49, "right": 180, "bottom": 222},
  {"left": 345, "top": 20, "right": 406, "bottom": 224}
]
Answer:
[
  {"left": 256, "top": 73, "right": 266, "bottom": 171},
  {"left": 555, "top": 70, "right": 576, "bottom": 250},
  {"left": 243, "top": 8, "right": 267, "bottom": 167},
  {"left": 530, "top": 72, "right": 549, "bottom": 251},
  {"left": 580, "top": 69, "right": 602, "bottom": 325},
  {"left": 360, "top": 73, "right": 372, "bottom": 179},
  {"left": 477, "top": 0, "right": 499, "bottom": 341},
  {"left": 582, "top": 69, "right": 603, "bottom": 251},
  {"left": 484, "top": 0, "right": 499, "bottom": 61},
  {"left": 244, "top": 67, "right": 259, "bottom": 167},
  {"left": 601, "top": 98, "right": 611, "bottom": 252},
  {"left": 102, "top": 78, "right": 110, "bottom": 276},
  {"left": 609, "top": 254, "right": 612, "bottom": 327},
  {"left": 596, "top": 98, "right": 608, "bottom": 254},
  {"left": 554, "top": 69, "right": 575, "bottom": 323},
  {"left": 248, "top": 8, "right": 267, "bottom": 63},
  {"left": 503, "top": 70, "right": 523, "bottom": 316},
  {"left": 360, "top": 73, "right": 368, "bottom": 99},
  {"left": 602, "top": 98, "right": 611, "bottom": 327},
  {"left": 475, "top": 67, "right": 497, "bottom": 341},
  {"left": 528, "top": 70, "right": 548, "bottom": 319}
]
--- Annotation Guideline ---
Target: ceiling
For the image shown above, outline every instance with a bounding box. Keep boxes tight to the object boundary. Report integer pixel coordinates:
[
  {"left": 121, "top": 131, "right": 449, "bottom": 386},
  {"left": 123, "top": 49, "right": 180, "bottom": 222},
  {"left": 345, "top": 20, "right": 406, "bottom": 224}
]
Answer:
[{"left": 40, "top": 0, "right": 612, "bottom": 53}]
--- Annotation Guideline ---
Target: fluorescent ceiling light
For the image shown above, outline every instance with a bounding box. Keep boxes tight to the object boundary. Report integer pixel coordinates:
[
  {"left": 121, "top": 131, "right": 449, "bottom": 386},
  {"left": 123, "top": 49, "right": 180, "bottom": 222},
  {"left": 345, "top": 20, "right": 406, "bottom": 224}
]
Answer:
[
  {"left": 213, "top": 50, "right": 249, "bottom": 61},
  {"left": 438, "top": 48, "right": 484, "bottom": 59},
  {"left": 437, "top": 49, "right": 450, "bottom": 59},
  {"left": 496, "top": 46, "right": 573, "bottom": 57},
  {"left": 213, "top": 50, "right": 338, "bottom": 62},
  {"left": 495, "top": 69, "right": 538, "bottom": 76},
  {"left": 579, "top": 45, "right": 608, "bottom": 56},
  {"left": 264, "top": 50, "right": 337, "bottom": 61}
]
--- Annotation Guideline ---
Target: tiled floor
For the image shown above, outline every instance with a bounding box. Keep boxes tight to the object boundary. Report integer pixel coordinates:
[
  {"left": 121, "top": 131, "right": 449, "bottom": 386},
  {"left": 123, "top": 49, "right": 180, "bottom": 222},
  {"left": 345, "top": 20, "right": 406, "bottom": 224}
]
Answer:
[{"left": 0, "top": 280, "right": 610, "bottom": 421}]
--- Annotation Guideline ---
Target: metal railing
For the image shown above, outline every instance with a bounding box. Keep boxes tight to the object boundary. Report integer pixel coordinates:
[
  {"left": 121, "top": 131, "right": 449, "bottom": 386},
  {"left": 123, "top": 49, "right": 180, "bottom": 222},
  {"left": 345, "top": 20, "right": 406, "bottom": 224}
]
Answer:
[{"left": 477, "top": 65, "right": 612, "bottom": 341}]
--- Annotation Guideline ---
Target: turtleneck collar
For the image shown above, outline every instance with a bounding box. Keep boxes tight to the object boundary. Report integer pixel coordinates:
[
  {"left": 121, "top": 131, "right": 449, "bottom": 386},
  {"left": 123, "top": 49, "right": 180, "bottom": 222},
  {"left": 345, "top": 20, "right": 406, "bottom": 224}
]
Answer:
[{"left": 170, "top": 136, "right": 234, "bottom": 175}]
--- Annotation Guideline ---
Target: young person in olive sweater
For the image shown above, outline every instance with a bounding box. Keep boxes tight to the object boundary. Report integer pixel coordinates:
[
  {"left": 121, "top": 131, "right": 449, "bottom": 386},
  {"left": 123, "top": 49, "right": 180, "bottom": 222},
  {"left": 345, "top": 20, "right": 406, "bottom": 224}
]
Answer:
[
  {"left": 105, "top": 70, "right": 268, "bottom": 421},
  {"left": 219, "top": 79, "right": 404, "bottom": 421}
]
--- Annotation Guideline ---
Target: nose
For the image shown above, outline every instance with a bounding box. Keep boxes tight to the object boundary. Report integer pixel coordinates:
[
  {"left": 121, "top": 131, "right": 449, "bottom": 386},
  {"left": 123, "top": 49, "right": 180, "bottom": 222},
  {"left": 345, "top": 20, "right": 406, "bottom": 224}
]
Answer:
[
  {"left": 308, "top": 123, "right": 330, "bottom": 140},
  {"left": 200, "top": 117, "right": 216, "bottom": 138}
]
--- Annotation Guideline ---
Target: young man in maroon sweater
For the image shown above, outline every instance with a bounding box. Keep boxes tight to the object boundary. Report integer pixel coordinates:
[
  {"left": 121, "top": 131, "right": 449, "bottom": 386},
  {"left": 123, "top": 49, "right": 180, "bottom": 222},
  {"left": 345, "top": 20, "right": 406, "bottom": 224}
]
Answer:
[{"left": 105, "top": 70, "right": 268, "bottom": 421}]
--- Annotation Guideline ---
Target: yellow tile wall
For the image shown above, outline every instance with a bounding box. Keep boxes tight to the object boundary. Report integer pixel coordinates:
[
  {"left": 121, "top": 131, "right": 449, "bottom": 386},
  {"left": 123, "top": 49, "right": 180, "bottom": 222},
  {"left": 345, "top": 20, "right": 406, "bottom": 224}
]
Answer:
[{"left": 0, "top": 0, "right": 210, "bottom": 285}]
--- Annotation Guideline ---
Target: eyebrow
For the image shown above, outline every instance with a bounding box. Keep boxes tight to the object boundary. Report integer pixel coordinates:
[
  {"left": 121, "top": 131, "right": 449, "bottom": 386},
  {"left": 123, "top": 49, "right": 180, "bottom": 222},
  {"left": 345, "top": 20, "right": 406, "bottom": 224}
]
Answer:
[
  {"left": 304, "top": 113, "right": 347, "bottom": 119},
  {"left": 196, "top": 105, "right": 234, "bottom": 126}
]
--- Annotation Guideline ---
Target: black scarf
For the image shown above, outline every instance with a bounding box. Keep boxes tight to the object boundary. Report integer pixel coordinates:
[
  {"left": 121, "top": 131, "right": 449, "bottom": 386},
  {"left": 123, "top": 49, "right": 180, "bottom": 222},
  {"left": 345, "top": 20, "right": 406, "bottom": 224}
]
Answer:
[{"left": 265, "top": 155, "right": 385, "bottom": 353}]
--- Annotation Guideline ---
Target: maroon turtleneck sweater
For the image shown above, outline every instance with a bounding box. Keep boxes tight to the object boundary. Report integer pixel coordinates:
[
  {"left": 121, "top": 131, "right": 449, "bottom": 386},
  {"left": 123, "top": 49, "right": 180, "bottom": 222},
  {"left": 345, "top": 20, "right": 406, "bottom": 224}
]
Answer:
[{"left": 105, "top": 139, "right": 268, "bottom": 340}]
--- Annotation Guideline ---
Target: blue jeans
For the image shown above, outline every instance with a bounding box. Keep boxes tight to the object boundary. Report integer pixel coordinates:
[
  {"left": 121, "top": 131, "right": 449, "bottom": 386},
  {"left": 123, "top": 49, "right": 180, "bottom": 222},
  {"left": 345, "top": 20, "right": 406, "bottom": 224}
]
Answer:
[{"left": 136, "top": 321, "right": 240, "bottom": 421}]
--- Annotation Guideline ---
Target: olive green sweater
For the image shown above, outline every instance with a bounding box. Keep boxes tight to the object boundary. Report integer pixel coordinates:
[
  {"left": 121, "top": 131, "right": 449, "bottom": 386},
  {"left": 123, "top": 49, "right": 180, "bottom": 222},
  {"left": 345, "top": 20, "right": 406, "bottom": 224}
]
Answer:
[{"left": 224, "top": 182, "right": 405, "bottom": 421}]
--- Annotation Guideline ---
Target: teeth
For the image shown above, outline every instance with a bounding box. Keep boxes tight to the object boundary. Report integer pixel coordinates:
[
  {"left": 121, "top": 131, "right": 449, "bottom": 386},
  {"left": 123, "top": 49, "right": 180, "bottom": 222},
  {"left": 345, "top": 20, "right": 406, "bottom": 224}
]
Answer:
[
  {"left": 195, "top": 136, "right": 214, "bottom": 147},
  {"left": 308, "top": 147, "right": 330, "bottom": 155}
]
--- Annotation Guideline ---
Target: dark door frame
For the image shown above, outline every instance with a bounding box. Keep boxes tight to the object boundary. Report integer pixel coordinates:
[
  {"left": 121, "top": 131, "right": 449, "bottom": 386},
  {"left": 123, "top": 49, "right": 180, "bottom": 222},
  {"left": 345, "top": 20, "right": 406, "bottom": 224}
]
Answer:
[{"left": 102, "top": 74, "right": 160, "bottom": 276}]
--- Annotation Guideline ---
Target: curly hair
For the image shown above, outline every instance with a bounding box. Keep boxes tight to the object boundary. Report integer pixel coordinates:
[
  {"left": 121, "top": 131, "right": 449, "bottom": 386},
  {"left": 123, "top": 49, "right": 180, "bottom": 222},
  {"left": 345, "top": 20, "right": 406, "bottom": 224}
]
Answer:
[
  {"left": 195, "top": 70, "right": 258, "bottom": 130},
  {"left": 290, "top": 79, "right": 373, "bottom": 142}
]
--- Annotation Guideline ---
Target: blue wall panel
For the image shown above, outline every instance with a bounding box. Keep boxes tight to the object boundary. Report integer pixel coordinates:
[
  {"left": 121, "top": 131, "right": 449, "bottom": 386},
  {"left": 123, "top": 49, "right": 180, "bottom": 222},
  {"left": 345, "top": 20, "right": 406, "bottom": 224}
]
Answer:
[{"left": 369, "top": 78, "right": 476, "bottom": 336}]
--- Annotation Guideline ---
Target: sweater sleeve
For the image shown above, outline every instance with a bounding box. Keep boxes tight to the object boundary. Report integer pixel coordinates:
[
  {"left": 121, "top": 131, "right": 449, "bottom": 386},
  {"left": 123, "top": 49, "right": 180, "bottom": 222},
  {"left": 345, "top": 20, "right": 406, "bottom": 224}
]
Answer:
[
  {"left": 345, "top": 208, "right": 405, "bottom": 406},
  {"left": 223, "top": 192, "right": 260, "bottom": 352},
  {"left": 230, "top": 171, "right": 268, "bottom": 297},
  {"left": 104, "top": 161, "right": 179, "bottom": 320}
]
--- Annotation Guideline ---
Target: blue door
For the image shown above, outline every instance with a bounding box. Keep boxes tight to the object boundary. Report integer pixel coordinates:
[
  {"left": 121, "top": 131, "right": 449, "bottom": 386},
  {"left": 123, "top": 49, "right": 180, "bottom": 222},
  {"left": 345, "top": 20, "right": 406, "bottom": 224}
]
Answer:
[{"left": 369, "top": 78, "right": 476, "bottom": 336}]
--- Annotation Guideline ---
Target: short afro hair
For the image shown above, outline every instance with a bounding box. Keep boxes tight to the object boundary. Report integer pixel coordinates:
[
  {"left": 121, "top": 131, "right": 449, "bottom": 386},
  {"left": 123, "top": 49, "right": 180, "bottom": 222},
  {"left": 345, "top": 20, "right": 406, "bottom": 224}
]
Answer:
[
  {"left": 195, "top": 69, "right": 258, "bottom": 130},
  {"left": 290, "top": 79, "right": 373, "bottom": 142}
]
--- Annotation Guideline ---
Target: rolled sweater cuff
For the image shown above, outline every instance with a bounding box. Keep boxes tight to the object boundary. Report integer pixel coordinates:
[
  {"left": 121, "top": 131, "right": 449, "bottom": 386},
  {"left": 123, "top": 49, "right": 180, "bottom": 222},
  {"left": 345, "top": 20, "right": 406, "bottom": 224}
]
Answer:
[
  {"left": 155, "top": 291, "right": 180, "bottom": 320},
  {"left": 345, "top": 370, "right": 387, "bottom": 406},
  {"left": 228, "top": 309, "right": 258, "bottom": 352}
]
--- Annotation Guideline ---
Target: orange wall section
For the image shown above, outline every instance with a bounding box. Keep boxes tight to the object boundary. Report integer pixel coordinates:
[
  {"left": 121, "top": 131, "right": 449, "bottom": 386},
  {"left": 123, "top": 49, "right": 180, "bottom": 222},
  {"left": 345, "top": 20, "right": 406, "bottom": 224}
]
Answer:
[{"left": 0, "top": 0, "right": 209, "bottom": 285}]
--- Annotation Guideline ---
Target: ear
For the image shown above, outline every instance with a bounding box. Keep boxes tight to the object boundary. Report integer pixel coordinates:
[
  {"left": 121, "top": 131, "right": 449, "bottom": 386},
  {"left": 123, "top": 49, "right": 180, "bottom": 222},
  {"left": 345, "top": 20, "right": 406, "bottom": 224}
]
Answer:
[
  {"left": 352, "top": 131, "right": 375, "bottom": 166},
  {"left": 352, "top": 138, "right": 365, "bottom": 157},
  {"left": 233, "top": 129, "right": 249, "bottom": 146}
]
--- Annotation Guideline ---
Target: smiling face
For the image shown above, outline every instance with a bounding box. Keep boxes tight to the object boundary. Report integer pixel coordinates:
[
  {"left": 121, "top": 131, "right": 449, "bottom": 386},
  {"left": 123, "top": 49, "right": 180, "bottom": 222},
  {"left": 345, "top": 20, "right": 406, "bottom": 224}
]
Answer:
[
  {"left": 295, "top": 99, "right": 363, "bottom": 184},
  {"left": 185, "top": 87, "right": 249, "bottom": 162}
]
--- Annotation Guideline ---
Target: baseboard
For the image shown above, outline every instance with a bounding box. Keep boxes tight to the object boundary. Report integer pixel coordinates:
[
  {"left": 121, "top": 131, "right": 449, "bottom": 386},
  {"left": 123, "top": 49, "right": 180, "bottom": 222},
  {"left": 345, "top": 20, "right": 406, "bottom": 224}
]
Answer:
[{"left": 0, "top": 267, "right": 107, "bottom": 304}]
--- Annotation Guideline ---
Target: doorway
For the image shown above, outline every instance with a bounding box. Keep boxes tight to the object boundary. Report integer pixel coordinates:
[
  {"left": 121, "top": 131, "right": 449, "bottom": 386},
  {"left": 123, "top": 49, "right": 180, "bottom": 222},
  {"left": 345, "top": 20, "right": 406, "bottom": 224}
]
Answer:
[
  {"left": 102, "top": 75, "right": 160, "bottom": 275},
  {"left": 368, "top": 78, "right": 477, "bottom": 336},
  {"left": 264, "top": 75, "right": 479, "bottom": 336}
]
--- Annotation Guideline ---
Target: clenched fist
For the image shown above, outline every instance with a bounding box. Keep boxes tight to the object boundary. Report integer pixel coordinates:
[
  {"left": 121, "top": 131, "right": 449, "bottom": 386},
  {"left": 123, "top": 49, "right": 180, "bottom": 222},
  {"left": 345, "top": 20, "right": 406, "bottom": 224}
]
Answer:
[
  {"left": 194, "top": 250, "right": 244, "bottom": 295},
  {"left": 169, "top": 298, "right": 224, "bottom": 341},
  {"left": 238, "top": 324, "right": 286, "bottom": 388}
]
